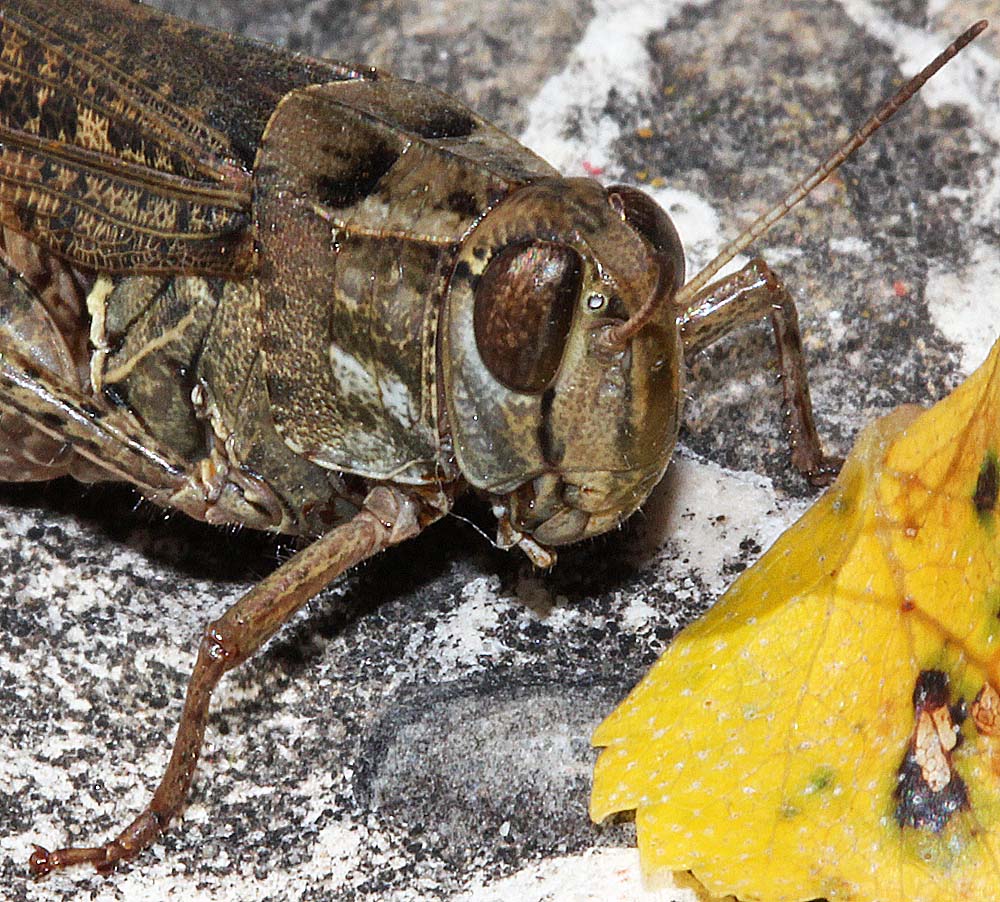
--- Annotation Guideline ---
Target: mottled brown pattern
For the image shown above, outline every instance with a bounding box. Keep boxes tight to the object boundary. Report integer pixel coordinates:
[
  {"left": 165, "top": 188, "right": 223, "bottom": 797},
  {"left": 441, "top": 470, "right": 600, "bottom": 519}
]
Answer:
[
  {"left": 0, "top": 0, "right": 570, "bottom": 505},
  {"left": 98, "top": 276, "right": 221, "bottom": 463},
  {"left": 0, "top": 0, "right": 375, "bottom": 276},
  {"left": 253, "top": 79, "right": 552, "bottom": 483},
  {"left": 0, "top": 0, "right": 366, "bottom": 171}
]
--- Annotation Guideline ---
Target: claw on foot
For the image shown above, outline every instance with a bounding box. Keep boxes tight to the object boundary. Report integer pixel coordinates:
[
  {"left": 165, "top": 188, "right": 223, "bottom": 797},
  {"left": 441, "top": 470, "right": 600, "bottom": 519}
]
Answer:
[
  {"left": 28, "top": 841, "right": 120, "bottom": 877},
  {"left": 807, "top": 455, "right": 845, "bottom": 487},
  {"left": 28, "top": 844, "right": 54, "bottom": 877}
]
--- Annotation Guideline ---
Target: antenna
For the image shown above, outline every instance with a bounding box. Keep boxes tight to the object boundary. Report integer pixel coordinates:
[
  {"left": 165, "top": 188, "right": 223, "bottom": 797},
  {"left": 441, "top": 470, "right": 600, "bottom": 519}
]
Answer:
[{"left": 668, "top": 19, "right": 987, "bottom": 315}]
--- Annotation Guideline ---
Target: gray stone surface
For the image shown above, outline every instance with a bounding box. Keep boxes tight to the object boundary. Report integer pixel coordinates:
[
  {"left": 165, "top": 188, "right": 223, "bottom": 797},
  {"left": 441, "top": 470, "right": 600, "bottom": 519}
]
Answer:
[{"left": 1, "top": 1, "right": 998, "bottom": 900}]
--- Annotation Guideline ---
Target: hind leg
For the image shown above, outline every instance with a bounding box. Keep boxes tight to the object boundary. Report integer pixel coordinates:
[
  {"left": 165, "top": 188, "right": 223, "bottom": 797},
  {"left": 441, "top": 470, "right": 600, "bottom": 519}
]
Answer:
[{"left": 28, "top": 484, "right": 433, "bottom": 875}]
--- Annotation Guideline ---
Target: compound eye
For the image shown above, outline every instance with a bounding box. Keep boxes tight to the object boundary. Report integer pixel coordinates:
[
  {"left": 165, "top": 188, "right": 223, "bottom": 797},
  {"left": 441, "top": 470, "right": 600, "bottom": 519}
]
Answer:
[
  {"left": 473, "top": 240, "right": 583, "bottom": 393},
  {"left": 607, "top": 185, "right": 685, "bottom": 292}
]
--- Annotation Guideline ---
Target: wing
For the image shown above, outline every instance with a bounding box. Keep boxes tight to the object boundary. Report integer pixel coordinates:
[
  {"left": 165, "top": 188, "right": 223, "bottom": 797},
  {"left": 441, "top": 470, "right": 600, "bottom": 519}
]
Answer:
[{"left": 0, "top": 0, "right": 372, "bottom": 275}]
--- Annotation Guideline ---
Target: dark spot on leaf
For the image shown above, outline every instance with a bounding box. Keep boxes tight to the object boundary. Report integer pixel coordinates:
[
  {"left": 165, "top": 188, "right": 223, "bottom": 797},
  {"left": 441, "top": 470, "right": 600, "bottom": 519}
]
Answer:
[
  {"left": 807, "top": 766, "right": 835, "bottom": 793},
  {"left": 894, "top": 755, "right": 968, "bottom": 832},
  {"left": 913, "top": 670, "right": 949, "bottom": 709},
  {"left": 894, "top": 670, "right": 969, "bottom": 833},
  {"left": 974, "top": 452, "right": 998, "bottom": 515}
]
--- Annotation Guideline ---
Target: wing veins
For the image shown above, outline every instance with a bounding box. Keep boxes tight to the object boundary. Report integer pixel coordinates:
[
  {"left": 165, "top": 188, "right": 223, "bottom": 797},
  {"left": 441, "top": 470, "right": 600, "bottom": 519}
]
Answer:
[
  {"left": 0, "top": 124, "right": 251, "bottom": 210},
  {"left": 0, "top": 8, "right": 236, "bottom": 179}
]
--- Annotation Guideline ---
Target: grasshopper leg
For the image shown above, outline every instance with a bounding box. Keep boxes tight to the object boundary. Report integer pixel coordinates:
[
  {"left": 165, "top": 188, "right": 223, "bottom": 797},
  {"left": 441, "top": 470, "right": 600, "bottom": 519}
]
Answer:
[
  {"left": 678, "top": 257, "right": 841, "bottom": 485},
  {"left": 28, "top": 484, "right": 432, "bottom": 876}
]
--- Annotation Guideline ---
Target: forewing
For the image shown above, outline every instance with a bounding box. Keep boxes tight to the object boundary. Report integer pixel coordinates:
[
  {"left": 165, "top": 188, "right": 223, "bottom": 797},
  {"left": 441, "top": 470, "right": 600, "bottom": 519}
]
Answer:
[{"left": 0, "top": 0, "right": 371, "bottom": 275}]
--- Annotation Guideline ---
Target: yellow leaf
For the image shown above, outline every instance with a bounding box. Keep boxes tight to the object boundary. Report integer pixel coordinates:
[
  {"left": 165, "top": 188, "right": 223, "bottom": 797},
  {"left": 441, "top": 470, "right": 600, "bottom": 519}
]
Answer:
[{"left": 591, "top": 339, "right": 1000, "bottom": 902}]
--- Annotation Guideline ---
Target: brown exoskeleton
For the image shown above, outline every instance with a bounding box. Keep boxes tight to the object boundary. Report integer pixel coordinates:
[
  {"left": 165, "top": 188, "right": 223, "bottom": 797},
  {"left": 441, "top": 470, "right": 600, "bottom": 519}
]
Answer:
[{"left": 0, "top": 0, "right": 984, "bottom": 875}]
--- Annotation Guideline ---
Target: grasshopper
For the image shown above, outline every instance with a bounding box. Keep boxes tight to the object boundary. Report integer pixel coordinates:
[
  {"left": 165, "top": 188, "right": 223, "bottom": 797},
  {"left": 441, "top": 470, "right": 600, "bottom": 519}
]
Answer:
[{"left": 0, "top": 0, "right": 983, "bottom": 875}]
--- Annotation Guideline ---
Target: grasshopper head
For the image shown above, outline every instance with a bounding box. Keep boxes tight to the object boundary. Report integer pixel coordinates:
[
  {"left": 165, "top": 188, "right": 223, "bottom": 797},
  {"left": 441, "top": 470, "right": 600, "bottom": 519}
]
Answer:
[{"left": 442, "top": 178, "right": 684, "bottom": 555}]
